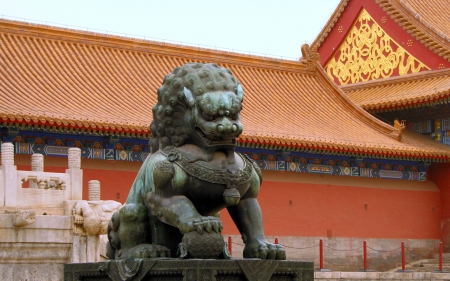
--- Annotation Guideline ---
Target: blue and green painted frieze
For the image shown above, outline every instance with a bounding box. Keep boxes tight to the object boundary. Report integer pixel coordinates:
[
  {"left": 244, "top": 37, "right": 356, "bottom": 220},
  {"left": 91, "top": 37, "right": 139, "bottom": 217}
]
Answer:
[{"left": 1, "top": 131, "right": 428, "bottom": 181}]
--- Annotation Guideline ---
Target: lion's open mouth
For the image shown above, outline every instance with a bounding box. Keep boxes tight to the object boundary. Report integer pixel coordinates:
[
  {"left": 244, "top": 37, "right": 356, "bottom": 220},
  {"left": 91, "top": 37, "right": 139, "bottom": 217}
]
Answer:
[{"left": 195, "top": 127, "right": 237, "bottom": 147}]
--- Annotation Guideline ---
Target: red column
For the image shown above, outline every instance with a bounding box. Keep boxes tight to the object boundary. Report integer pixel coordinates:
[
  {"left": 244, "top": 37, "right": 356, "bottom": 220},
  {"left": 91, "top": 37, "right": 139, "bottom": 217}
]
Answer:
[
  {"left": 320, "top": 239, "right": 324, "bottom": 270},
  {"left": 363, "top": 240, "right": 368, "bottom": 271},
  {"left": 401, "top": 241, "right": 406, "bottom": 271}
]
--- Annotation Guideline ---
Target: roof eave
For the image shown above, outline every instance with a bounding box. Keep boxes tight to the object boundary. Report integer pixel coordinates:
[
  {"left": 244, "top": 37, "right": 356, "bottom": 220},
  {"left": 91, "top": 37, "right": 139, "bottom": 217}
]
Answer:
[
  {"left": 2, "top": 119, "right": 151, "bottom": 138},
  {"left": 237, "top": 137, "right": 450, "bottom": 163}
]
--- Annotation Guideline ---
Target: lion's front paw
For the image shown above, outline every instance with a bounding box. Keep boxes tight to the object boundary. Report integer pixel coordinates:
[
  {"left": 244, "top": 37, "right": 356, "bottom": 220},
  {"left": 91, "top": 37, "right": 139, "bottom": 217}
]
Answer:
[
  {"left": 243, "top": 240, "right": 286, "bottom": 260},
  {"left": 119, "top": 244, "right": 171, "bottom": 259},
  {"left": 179, "top": 216, "right": 223, "bottom": 234}
]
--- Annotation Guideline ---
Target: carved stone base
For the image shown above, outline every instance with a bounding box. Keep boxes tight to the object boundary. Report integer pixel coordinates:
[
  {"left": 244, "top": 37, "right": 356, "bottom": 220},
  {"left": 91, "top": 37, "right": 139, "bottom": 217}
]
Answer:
[{"left": 64, "top": 259, "right": 314, "bottom": 281}]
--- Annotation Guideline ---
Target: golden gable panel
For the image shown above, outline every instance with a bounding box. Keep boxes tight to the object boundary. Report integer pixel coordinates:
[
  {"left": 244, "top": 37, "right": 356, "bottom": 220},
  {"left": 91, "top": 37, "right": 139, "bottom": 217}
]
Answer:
[{"left": 325, "top": 9, "right": 430, "bottom": 85}]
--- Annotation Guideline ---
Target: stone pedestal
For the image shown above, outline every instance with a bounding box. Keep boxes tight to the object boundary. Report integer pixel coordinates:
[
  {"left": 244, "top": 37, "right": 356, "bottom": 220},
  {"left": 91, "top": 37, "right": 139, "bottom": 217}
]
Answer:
[
  {"left": 0, "top": 214, "right": 73, "bottom": 281},
  {"left": 64, "top": 259, "right": 314, "bottom": 281}
]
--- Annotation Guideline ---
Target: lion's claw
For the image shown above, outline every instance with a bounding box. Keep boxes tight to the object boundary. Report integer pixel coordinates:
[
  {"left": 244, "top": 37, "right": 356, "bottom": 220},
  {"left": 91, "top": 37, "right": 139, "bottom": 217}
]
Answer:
[
  {"left": 180, "top": 216, "right": 223, "bottom": 234},
  {"left": 243, "top": 240, "right": 286, "bottom": 260},
  {"left": 212, "top": 222, "right": 220, "bottom": 233},
  {"left": 205, "top": 221, "right": 212, "bottom": 233}
]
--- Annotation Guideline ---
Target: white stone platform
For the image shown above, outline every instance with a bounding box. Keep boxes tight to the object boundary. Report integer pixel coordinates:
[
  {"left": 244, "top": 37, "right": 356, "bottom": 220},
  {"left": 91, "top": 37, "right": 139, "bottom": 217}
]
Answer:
[{"left": 0, "top": 143, "right": 121, "bottom": 281}]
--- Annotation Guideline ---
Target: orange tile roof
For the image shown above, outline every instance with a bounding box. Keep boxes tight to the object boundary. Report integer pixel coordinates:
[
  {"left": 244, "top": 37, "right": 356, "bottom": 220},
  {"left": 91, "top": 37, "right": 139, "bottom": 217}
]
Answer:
[
  {"left": 341, "top": 69, "right": 450, "bottom": 111},
  {"left": 381, "top": 0, "right": 450, "bottom": 59},
  {"left": 1, "top": 19, "right": 450, "bottom": 161},
  {"left": 312, "top": 0, "right": 450, "bottom": 62}
]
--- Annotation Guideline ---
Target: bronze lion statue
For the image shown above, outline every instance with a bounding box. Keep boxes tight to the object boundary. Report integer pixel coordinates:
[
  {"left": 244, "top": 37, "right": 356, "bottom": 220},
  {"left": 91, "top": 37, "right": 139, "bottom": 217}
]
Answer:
[{"left": 106, "top": 62, "right": 285, "bottom": 260}]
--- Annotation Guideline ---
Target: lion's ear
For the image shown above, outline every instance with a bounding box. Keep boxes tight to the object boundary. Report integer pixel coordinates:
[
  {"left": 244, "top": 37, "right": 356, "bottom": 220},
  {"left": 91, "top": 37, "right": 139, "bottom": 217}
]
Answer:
[
  {"left": 183, "top": 87, "right": 195, "bottom": 108},
  {"left": 236, "top": 84, "right": 244, "bottom": 102}
]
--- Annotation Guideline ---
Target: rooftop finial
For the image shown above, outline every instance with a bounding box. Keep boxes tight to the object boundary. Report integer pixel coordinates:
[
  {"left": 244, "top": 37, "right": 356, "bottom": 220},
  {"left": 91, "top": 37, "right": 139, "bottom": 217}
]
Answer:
[
  {"left": 390, "top": 118, "right": 406, "bottom": 141},
  {"left": 301, "top": 44, "right": 320, "bottom": 71}
]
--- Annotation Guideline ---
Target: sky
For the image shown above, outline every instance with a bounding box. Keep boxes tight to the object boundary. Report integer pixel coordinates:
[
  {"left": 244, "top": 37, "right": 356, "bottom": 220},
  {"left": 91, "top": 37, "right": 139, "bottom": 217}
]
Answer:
[{"left": 0, "top": 0, "right": 340, "bottom": 60}]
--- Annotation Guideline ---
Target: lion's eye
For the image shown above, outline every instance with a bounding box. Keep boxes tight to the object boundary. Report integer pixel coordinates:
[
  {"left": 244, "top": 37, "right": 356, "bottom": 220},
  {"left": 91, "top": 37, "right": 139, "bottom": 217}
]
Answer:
[
  {"left": 201, "top": 111, "right": 215, "bottom": 121},
  {"left": 230, "top": 114, "right": 238, "bottom": 121}
]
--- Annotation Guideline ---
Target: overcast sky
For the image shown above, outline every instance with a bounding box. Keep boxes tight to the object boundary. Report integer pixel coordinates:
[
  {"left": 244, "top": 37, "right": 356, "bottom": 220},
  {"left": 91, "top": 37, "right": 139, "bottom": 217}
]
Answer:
[{"left": 0, "top": 0, "right": 340, "bottom": 59}]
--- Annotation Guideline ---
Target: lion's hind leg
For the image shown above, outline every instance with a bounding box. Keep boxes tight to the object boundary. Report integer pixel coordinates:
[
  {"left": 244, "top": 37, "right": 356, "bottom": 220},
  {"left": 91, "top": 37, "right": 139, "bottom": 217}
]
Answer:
[{"left": 106, "top": 203, "right": 170, "bottom": 259}]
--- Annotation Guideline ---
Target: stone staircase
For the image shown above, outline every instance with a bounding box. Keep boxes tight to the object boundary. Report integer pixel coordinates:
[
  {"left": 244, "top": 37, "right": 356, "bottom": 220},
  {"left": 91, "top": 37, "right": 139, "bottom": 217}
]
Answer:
[
  {"left": 392, "top": 254, "right": 450, "bottom": 273},
  {"left": 409, "top": 256, "right": 450, "bottom": 272}
]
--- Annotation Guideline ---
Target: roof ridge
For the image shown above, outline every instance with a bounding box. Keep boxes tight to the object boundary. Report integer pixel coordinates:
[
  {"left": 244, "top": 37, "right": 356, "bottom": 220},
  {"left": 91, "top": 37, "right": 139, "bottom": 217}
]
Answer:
[
  {"left": 310, "top": 0, "right": 350, "bottom": 50},
  {"left": 0, "top": 18, "right": 306, "bottom": 71},
  {"left": 376, "top": 0, "right": 450, "bottom": 62},
  {"left": 396, "top": 0, "right": 449, "bottom": 42},
  {"left": 315, "top": 64, "right": 397, "bottom": 138}
]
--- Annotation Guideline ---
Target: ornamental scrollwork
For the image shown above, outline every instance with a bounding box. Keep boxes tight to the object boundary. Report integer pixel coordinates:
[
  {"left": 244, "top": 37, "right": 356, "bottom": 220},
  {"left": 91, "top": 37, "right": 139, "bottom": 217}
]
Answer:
[{"left": 325, "top": 9, "right": 430, "bottom": 85}]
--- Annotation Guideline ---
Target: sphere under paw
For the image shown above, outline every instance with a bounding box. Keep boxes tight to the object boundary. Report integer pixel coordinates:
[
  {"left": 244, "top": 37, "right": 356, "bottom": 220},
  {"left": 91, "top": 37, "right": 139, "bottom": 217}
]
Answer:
[{"left": 181, "top": 231, "right": 224, "bottom": 259}]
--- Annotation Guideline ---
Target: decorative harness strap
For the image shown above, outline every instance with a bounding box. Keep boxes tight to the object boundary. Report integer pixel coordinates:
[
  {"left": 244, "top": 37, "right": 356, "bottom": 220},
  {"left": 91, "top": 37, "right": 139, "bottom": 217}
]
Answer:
[{"left": 160, "top": 146, "right": 253, "bottom": 186}]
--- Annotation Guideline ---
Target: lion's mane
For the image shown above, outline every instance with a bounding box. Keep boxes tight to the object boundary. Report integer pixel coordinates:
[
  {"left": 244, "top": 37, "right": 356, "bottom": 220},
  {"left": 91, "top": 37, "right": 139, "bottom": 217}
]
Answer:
[{"left": 150, "top": 63, "right": 241, "bottom": 153}]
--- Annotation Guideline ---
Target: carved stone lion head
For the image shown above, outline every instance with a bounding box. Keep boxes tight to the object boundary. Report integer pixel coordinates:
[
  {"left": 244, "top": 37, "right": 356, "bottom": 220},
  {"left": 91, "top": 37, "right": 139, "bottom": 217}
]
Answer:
[{"left": 150, "top": 63, "right": 244, "bottom": 153}]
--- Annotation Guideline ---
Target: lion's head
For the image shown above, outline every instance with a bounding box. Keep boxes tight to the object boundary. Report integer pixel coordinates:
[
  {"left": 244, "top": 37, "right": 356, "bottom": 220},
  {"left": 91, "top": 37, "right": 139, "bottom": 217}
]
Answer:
[{"left": 150, "top": 63, "right": 244, "bottom": 153}]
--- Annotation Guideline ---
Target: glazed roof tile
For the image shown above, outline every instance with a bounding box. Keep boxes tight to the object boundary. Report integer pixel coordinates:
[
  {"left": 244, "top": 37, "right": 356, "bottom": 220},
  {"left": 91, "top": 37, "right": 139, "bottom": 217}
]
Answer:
[
  {"left": 1, "top": 19, "right": 450, "bottom": 161},
  {"left": 341, "top": 69, "right": 450, "bottom": 111},
  {"left": 386, "top": 0, "right": 450, "bottom": 53}
]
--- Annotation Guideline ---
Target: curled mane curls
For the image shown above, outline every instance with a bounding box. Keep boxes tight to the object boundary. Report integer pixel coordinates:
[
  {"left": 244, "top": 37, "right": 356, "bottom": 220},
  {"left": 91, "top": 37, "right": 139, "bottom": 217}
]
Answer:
[{"left": 150, "top": 63, "right": 240, "bottom": 153}]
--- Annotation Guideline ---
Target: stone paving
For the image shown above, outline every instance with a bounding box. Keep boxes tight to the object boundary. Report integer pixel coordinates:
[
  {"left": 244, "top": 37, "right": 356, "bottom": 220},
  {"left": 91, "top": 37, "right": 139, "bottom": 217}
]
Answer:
[
  {"left": 315, "top": 271, "right": 450, "bottom": 281},
  {"left": 314, "top": 255, "right": 450, "bottom": 280}
]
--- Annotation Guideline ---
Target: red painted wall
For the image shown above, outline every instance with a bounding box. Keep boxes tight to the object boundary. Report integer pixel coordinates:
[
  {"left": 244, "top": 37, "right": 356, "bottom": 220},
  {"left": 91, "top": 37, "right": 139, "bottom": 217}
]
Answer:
[
  {"left": 12, "top": 154, "right": 442, "bottom": 240},
  {"left": 428, "top": 163, "right": 450, "bottom": 251},
  {"left": 82, "top": 168, "right": 135, "bottom": 203},
  {"left": 220, "top": 179, "right": 441, "bottom": 239},
  {"left": 428, "top": 163, "right": 450, "bottom": 219}
]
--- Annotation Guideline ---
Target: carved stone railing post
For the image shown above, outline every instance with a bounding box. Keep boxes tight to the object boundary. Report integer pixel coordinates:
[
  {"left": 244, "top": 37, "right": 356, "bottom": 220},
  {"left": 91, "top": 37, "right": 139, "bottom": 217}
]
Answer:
[
  {"left": 88, "top": 180, "right": 100, "bottom": 201},
  {"left": 1, "top": 142, "right": 14, "bottom": 166},
  {"left": 68, "top": 148, "right": 81, "bottom": 169},
  {"left": 1, "top": 143, "right": 18, "bottom": 206},
  {"left": 31, "top": 154, "right": 44, "bottom": 172},
  {"left": 66, "top": 148, "right": 82, "bottom": 200},
  {"left": 29, "top": 154, "right": 44, "bottom": 189}
]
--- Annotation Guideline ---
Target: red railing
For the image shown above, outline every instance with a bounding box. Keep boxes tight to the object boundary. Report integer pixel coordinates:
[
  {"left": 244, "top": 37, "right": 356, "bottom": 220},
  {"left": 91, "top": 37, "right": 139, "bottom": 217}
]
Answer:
[{"left": 226, "top": 237, "right": 446, "bottom": 272}]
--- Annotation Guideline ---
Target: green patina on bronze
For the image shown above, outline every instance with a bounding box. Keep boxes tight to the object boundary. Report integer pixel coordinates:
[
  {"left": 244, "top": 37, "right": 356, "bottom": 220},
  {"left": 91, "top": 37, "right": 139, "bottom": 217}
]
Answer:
[{"left": 106, "top": 63, "right": 286, "bottom": 260}]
